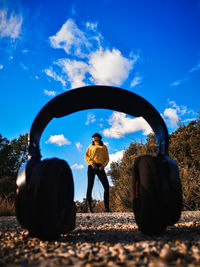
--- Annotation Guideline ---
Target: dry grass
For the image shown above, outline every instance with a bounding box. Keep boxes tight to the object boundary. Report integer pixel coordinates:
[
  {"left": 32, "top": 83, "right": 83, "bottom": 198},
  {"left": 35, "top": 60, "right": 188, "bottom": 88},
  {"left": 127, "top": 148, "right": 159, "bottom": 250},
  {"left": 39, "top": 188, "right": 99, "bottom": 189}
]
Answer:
[{"left": 0, "top": 194, "right": 15, "bottom": 216}]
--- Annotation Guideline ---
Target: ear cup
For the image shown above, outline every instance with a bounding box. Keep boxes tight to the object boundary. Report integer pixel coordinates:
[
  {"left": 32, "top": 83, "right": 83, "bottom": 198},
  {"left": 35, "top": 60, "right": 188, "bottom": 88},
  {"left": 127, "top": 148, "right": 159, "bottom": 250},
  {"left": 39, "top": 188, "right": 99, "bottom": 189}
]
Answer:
[
  {"left": 16, "top": 158, "right": 75, "bottom": 239},
  {"left": 15, "top": 185, "right": 33, "bottom": 230},
  {"left": 131, "top": 155, "right": 167, "bottom": 235},
  {"left": 15, "top": 158, "right": 41, "bottom": 232},
  {"left": 156, "top": 156, "right": 182, "bottom": 226},
  {"left": 131, "top": 155, "right": 182, "bottom": 235},
  {"left": 62, "top": 201, "right": 76, "bottom": 233},
  {"left": 15, "top": 157, "right": 41, "bottom": 233},
  {"left": 30, "top": 158, "right": 75, "bottom": 239}
]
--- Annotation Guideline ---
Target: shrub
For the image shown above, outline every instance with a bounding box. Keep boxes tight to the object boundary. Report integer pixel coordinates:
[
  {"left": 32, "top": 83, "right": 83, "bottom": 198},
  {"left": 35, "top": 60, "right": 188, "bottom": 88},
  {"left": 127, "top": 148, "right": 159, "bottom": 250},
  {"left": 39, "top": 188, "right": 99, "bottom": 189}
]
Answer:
[{"left": 0, "top": 194, "right": 15, "bottom": 216}]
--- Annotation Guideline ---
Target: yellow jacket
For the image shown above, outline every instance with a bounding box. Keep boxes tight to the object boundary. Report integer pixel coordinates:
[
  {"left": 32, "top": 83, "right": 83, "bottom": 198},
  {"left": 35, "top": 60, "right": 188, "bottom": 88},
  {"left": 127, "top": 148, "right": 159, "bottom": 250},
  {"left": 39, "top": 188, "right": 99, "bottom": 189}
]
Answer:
[{"left": 85, "top": 143, "right": 109, "bottom": 167}]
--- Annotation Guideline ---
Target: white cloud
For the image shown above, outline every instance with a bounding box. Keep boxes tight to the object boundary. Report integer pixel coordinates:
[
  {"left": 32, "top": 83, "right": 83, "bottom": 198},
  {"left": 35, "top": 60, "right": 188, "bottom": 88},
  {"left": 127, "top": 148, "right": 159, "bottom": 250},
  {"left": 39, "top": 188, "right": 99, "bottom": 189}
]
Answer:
[
  {"left": 57, "top": 59, "right": 88, "bottom": 88},
  {"left": 106, "top": 150, "right": 124, "bottom": 170},
  {"left": 170, "top": 60, "right": 200, "bottom": 88},
  {"left": 182, "top": 118, "right": 196, "bottom": 123},
  {"left": 103, "top": 112, "right": 152, "bottom": 138},
  {"left": 102, "top": 101, "right": 195, "bottom": 137},
  {"left": 76, "top": 142, "right": 82, "bottom": 152},
  {"left": 164, "top": 100, "right": 197, "bottom": 128},
  {"left": 130, "top": 75, "right": 142, "bottom": 87},
  {"left": 47, "top": 19, "right": 139, "bottom": 89},
  {"left": 170, "top": 80, "right": 182, "bottom": 87},
  {"left": 163, "top": 108, "right": 179, "bottom": 127},
  {"left": 89, "top": 48, "right": 135, "bottom": 86},
  {"left": 168, "top": 100, "right": 187, "bottom": 116},
  {"left": 19, "top": 63, "right": 28, "bottom": 70},
  {"left": 86, "top": 22, "right": 98, "bottom": 31},
  {"left": 49, "top": 18, "right": 91, "bottom": 58},
  {"left": 85, "top": 112, "right": 96, "bottom": 125},
  {"left": 171, "top": 78, "right": 188, "bottom": 87},
  {"left": 170, "top": 76, "right": 188, "bottom": 87},
  {"left": 0, "top": 9, "right": 23, "bottom": 39},
  {"left": 0, "top": 65, "right": 3, "bottom": 69},
  {"left": 71, "top": 3, "right": 77, "bottom": 16},
  {"left": 168, "top": 100, "right": 196, "bottom": 115},
  {"left": 44, "top": 89, "right": 56, "bottom": 97},
  {"left": 44, "top": 67, "right": 66, "bottom": 86},
  {"left": 45, "top": 134, "right": 71, "bottom": 146},
  {"left": 56, "top": 47, "right": 136, "bottom": 88},
  {"left": 71, "top": 163, "right": 84, "bottom": 170},
  {"left": 189, "top": 61, "right": 200, "bottom": 73}
]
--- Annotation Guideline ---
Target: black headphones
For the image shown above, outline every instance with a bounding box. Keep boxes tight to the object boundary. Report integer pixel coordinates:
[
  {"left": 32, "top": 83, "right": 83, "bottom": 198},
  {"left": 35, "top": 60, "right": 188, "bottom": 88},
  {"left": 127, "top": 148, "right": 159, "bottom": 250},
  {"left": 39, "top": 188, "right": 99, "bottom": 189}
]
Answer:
[{"left": 15, "top": 85, "right": 182, "bottom": 238}]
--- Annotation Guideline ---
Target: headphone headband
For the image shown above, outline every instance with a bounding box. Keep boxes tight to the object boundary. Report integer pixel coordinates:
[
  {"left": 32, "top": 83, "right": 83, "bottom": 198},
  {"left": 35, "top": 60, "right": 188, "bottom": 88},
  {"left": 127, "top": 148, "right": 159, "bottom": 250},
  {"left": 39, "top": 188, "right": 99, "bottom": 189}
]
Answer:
[{"left": 29, "top": 85, "right": 169, "bottom": 156}]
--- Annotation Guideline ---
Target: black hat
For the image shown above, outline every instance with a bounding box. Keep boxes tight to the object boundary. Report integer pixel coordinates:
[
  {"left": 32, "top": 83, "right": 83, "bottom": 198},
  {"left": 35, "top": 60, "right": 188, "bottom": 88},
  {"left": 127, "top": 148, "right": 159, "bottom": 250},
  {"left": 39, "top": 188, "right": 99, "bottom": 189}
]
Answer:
[{"left": 92, "top": 133, "right": 102, "bottom": 139}]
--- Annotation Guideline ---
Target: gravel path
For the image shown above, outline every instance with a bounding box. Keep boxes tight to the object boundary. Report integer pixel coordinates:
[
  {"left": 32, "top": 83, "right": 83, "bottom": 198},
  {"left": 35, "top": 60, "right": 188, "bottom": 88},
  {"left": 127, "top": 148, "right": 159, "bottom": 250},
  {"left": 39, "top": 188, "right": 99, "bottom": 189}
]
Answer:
[{"left": 0, "top": 211, "right": 200, "bottom": 266}]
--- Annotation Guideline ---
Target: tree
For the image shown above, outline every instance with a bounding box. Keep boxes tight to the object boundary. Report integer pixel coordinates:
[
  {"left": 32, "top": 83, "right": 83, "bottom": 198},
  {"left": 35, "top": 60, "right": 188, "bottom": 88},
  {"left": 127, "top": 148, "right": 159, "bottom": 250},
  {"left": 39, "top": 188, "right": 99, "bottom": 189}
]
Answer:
[
  {"left": 0, "top": 134, "right": 10, "bottom": 178},
  {"left": 9, "top": 134, "right": 29, "bottom": 177},
  {"left": 0, "top": 133, "right": 28, "bottom": 179},
  {"left": 169, "top": 119, "right": 200, "bottom": 210},
  {"left": 0, "top": 133, "right": 28, "bottom": 197},
  {"left": 75, "top": 198, "right": 88, "bottom": 213}
]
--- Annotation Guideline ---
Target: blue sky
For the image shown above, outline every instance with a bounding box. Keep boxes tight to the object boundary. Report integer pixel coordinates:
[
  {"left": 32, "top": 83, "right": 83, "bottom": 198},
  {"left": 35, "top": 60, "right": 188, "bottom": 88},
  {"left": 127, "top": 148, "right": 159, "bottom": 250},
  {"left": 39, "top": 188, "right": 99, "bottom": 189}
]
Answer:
[{"left": 1, "top": 0, "right": 200, "bottom": 201}]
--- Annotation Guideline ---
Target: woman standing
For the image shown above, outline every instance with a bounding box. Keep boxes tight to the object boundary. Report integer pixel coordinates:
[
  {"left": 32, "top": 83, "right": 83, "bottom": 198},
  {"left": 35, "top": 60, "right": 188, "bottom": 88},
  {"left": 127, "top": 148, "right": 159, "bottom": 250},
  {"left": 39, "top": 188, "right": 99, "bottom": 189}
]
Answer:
[{"left": 85, "top": 133, "right": 110, "bottom": 213}]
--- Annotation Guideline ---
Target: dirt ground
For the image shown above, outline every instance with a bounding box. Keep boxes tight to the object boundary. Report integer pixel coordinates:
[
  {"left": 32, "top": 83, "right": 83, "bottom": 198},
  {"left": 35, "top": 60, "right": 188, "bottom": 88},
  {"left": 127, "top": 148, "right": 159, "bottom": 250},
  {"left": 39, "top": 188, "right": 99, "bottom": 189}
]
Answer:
[{"left": 0, "top": 211, "right": 200, "bottom": 266}]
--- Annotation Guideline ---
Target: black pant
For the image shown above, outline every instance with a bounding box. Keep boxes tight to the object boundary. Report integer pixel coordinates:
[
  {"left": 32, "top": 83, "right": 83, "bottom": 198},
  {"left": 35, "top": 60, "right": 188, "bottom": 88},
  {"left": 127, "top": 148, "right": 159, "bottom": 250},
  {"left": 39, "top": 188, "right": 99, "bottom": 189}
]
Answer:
[{"left": 86, "top": 164, "right": 109, "bottom": 210}]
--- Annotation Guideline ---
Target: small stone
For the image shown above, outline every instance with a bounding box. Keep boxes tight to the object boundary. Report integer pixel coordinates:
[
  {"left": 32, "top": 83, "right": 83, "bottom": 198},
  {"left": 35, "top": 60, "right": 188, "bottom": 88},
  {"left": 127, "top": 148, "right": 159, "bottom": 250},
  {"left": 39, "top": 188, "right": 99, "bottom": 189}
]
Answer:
[
  {"left": 191, "top": 246, "right": 200, "bottom": 261},
  {"left": 109, "top": 247, "right": 118, "bottom": 257},
  {"left": 57, "top": 252, "right": 71, "bottom": 258},
  {"left": 160, "top": 247, "right": 180, "bottom": 261},
  {"left": 124, "top": 244, "right": 136, "bottom": 252},
  {"left": 149, "top": 258, "right": 168, "bottom": 267}
]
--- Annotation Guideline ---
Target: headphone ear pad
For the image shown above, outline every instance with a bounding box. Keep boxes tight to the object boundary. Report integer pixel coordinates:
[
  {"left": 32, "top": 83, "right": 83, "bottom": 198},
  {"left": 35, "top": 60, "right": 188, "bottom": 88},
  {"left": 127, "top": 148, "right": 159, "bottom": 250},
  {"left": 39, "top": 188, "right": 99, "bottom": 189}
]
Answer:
[
  {"left": 156, "top": 157, "right": 182, "bottom": 226},
  {"left": 26, "top": 158, "right": 75, "bottom": 239},
  {"left": 131, "top": 155, "right": 167, "bottom": 235},
  {"left": 15, "top": 185, "right": 32, "bottom": 230}
]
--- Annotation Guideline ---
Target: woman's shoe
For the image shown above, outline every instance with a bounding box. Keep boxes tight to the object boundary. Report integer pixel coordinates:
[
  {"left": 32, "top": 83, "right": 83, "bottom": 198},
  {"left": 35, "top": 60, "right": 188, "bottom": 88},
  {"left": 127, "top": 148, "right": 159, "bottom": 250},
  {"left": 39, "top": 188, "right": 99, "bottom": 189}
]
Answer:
[
  {"left": 88, "top": 207, "right": 94, "bottom": 213},
  {"left": 105, "top": 208, "right": 111, "bottom": 212}
]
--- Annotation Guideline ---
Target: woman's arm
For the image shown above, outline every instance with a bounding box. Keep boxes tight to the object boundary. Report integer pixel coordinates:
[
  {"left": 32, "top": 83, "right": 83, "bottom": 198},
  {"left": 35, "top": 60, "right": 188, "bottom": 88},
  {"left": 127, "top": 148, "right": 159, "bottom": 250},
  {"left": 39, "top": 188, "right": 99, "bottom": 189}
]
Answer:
[
  {"left": 85, "top": 146, "right": 93, "bottom": 165},
  {"left": 102, "top": 146, "right": 109, "bottom": 168}
]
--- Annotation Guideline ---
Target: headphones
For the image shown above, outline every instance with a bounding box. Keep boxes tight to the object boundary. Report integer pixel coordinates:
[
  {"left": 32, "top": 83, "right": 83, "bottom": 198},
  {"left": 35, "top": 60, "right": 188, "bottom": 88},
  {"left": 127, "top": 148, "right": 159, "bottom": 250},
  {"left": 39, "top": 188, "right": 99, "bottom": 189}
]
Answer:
[{"left": 15, "top": 85, "right": 182, "bottom": 238}]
